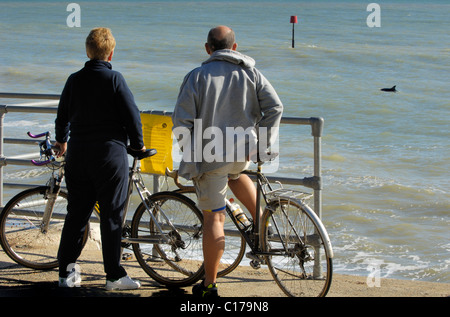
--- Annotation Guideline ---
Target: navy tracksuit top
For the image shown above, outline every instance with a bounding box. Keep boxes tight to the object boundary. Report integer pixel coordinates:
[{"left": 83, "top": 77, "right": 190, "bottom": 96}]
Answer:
[{"left": 55, "top": 59, "right": 144, "bottom": 149}]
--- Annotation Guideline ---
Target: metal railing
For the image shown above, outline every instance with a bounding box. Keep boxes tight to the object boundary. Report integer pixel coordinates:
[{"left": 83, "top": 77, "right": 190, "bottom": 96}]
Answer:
[{"left": 0, "top": 92, "right": 323, "bottom": 219}]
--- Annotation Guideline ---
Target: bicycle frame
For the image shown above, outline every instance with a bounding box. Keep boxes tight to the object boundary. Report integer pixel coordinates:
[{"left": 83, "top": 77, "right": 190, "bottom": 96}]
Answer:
[
  {"left": 120, "top": 151, "right": 182, "bottom": 246},
  {"left": 238, "top": 163, "right": 279, "bottom": 257},
  {"left": 28, "top": 131, "right": 65, "bottom": 234},
  {"left": 40, "top": 166, "right": 64, "bottom": 234}
]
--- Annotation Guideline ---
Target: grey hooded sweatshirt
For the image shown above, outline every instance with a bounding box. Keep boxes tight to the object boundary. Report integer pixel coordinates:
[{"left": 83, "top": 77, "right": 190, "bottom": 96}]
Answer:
[{"left": 172, "top": 49, "right": 283, "bottom": 180}]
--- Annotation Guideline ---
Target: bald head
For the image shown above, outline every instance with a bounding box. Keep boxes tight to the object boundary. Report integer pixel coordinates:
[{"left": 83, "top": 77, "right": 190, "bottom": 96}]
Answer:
[{"left": 206, "top": 25, "right": 236, "bottom": 53}]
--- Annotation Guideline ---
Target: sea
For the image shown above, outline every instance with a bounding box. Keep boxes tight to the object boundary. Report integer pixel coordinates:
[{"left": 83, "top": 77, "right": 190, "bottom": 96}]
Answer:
[{"left": 0, "top": 0, "right": 448, "bottom": 284}]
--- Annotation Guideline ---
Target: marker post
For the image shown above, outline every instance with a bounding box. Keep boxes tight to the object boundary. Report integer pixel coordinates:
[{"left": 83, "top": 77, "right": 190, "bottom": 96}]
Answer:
[{"left": 290, "top": 15, "right": 298, "bottom": 48}]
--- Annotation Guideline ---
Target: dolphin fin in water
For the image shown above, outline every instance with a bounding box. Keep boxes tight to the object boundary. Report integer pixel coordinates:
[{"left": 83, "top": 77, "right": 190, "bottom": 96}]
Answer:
[{"left": 381, "top": 85, "right": 397, "bottom": 92}]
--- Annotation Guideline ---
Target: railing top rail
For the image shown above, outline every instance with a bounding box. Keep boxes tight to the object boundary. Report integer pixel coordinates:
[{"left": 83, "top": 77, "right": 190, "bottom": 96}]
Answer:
[
  {"left": 0, "top": 93, "right": 323, "bottom": 136},
  {"left": 0, "top": 92, "right": 60, "bottom": 100},
  {"left": 0, "top": 105, "right": 58, "bottom": 114},
  {"left": 140, "top": 110, "right": 323, "bottom": 136}
]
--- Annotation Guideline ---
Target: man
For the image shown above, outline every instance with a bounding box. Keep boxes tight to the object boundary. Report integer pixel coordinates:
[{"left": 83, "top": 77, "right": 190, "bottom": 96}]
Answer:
[
  {"left": 55, "top": 27, "right": 145, "bottom": 290},
  {"left": 172, "top": 25, "right": 283, "bottom": 297}
]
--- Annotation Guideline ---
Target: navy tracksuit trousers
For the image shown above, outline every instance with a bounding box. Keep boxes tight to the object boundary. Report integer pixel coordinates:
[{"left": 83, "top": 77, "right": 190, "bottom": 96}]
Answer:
[{"left": 57, "top": 141, "right": 129, "bottom": 280}]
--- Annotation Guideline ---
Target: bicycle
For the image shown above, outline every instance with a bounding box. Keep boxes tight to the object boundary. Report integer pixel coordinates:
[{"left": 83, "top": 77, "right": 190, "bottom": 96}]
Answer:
[
  {"left": 0, "top": 131, "right": 205, "bottom": 287},
  {"left": 166, "top": 158, "right": 333, "bottom": 297},
  {"left": 0, "top": 131, "right": 87, "bottom": 270}
]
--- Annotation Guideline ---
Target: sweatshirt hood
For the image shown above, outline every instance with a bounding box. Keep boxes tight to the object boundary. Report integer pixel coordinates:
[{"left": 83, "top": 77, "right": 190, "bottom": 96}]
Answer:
[{"left": 202, "top": 49, "right": 256, "bottom": 68}]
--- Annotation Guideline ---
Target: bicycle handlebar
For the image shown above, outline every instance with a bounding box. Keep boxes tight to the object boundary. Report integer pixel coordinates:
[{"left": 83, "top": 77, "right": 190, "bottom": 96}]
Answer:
[
  {"left": 165, "top": 167, "right": 193, "bottom": 192},
  {"left": 30, "top": 159, "right": 53, "bottom": 166},
  {"left": 254, "top": 151, "right": 279, "bottom": 164},
  {"left": 28, "top": 131, "right": 61, "bottom": 166},
  {"left": 27, "top": 131, "right": 49, "bottom": 139}
]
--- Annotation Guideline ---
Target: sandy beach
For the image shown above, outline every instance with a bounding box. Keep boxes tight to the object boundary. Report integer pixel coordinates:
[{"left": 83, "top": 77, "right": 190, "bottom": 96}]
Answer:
[{"left": 0, "top": 238, "right": 448, "bottom": 299}]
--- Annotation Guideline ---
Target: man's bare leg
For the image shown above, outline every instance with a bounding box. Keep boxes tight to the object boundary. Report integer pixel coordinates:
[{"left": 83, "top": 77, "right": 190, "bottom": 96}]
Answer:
[
  {"left": 202, "top": 210, "right": 226, "bottom": 286},
  {"left": 228, "top": 174, "right": 259, "bottom": 221}
]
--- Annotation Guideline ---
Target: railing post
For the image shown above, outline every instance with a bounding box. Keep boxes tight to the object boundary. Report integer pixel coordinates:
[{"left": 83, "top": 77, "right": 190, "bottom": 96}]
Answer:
[
  {"left": 309, "top": 117, "right": 325, "bottom": 278},
  {"left": 310, "top": 117, "right": 324, "bottom": 219},
  {"left": 0, "top": 105, "right": 7, "bottom": 206},
  {"left": 153, "top": 175, "right": 160, "bottom": 192}
]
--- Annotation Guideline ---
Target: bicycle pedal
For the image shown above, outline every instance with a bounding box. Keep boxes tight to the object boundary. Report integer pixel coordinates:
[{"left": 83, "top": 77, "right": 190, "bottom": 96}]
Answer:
[
  {"left": 145, "top": 256, "right": 163, "bottom": 263},
  {"left": 122, "top": 253, "right": 133, "bottom": 261},
  {"left": 250, "top": 260, "right": 261, "bottom": 270},
  {"left": 245, "top": 252, "right": 265, "bottom": 266}
]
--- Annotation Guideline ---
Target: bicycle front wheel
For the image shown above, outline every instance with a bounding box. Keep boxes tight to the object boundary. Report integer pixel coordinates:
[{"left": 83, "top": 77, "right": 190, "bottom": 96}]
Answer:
[
  {"left": 261, "top": 198, "right": 332, "bottom": 297},
  {"left": 0, "top": 186, "right": 87, "bottom": 270},
  {"left": 131, "top": 191, "right": 204, "bottom": 287}
]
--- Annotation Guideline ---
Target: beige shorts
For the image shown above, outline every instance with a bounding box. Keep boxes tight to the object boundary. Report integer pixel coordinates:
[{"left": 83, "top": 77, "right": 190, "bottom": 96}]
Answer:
[{"left": 193, "top": 161, "right": 250, "bottom": 212}]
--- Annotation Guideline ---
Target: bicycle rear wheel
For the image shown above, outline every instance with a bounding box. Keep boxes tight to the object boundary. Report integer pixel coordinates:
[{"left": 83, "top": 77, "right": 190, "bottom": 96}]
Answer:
[
  {"left": 131, "top": 191, "right": 204, "bottom": 287},
  {"left": 261, "top": 198, "right": 332, "bottom": 297},
  {"left": 0, "top": 186, "right": 88, "bottom": 270}
]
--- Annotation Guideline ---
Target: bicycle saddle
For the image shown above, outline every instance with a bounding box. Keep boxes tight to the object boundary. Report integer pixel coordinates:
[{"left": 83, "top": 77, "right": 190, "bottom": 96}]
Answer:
[{"left": 127, "top": 148, "right": 157, "bottom": 160}]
